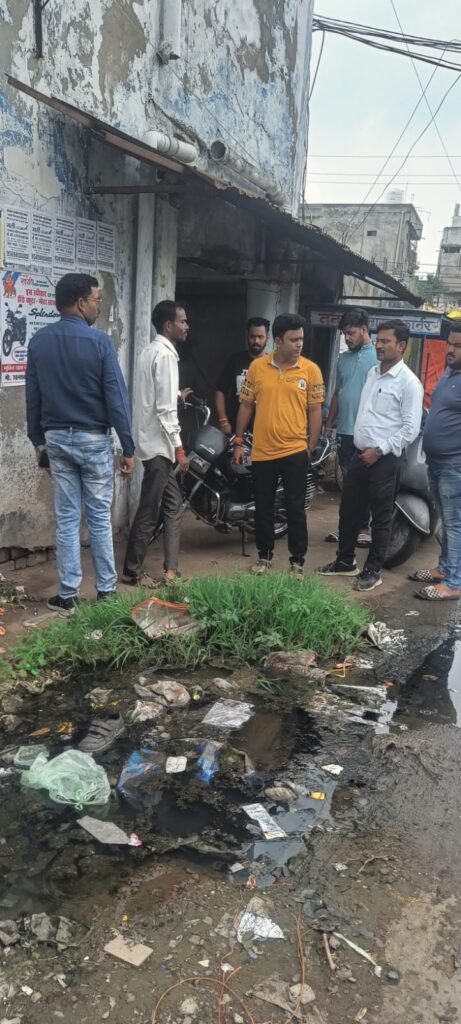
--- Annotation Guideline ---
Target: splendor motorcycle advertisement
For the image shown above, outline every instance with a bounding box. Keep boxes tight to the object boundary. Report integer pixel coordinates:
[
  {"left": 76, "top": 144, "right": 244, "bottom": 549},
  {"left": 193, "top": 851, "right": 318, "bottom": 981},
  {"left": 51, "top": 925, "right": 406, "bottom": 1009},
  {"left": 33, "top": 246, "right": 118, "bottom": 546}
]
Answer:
[{"left": 0, "top": 271, "right": 59, "bottom": 386}]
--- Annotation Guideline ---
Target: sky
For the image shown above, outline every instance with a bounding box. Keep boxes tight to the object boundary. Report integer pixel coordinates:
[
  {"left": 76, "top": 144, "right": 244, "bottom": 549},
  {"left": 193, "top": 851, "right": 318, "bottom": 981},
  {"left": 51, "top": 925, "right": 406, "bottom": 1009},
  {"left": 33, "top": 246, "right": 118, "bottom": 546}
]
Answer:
[{"left": 306, "top": 0, "right": 461, "bottom": 276}]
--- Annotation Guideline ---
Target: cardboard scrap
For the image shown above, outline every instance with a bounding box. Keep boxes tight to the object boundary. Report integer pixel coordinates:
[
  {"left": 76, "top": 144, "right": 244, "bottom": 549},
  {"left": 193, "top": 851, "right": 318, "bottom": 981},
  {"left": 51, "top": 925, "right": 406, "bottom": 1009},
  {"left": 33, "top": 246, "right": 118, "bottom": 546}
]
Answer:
[{"left": 104, "top": 935, "right": 153, "bottom": 967}]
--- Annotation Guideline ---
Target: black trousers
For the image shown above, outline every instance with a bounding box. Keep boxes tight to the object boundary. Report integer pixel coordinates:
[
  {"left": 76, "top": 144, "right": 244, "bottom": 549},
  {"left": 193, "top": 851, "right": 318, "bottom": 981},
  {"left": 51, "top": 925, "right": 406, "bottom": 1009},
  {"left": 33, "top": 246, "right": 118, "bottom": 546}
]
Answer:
[
  {"left": 123, "top": 456, "right": 182, "bottom": 577},
  {"left": 338, "top": 452, "right": 400, "bottom": 572},
  {"left": 252, "top": 450, "right": 309, "bottom": 563},
  {"left": 337, "top": 434, "right": 370, "bottom": 531}
]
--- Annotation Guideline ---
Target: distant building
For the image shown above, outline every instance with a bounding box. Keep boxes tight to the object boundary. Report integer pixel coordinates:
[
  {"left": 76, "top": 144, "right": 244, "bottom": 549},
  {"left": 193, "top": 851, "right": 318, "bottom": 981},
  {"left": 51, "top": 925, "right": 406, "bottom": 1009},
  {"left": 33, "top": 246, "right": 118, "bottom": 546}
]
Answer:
[
  {"left": 300, "top": 202, "right": 422, "bottom": 303},
  {"left": 436, "top": 204, "right": 461, "bottom": 309}
]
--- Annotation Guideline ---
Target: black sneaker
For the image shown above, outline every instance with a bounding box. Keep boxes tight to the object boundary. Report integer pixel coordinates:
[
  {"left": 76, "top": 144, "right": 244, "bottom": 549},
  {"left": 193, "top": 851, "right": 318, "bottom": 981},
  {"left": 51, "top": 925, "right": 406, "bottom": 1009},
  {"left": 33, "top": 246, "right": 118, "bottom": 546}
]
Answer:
[
  {"left": 47, "top": 594, "right": 79, "bottom": 615},
  {"left": 97, "top": 591, "right": 117, "bottom": 601},
  {"left": 317, "top": 560, "right": 359, "bottom": 577},
  {"left": 354, "top": 568, "right": 382, "bottom": 592}
]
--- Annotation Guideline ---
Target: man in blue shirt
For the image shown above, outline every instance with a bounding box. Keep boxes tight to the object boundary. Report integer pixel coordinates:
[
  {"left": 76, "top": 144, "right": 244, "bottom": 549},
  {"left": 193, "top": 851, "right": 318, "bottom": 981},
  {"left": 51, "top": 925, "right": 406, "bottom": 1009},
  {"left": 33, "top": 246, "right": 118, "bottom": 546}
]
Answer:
[
  {"left": 324, "top": 308, "right": 377, "bottom": 544},
  {"left": 26, "top": 273, "right": 134, "bottom": 613},
  {"left": 411, "top": 321, "right": 461, "bottom": 601}
]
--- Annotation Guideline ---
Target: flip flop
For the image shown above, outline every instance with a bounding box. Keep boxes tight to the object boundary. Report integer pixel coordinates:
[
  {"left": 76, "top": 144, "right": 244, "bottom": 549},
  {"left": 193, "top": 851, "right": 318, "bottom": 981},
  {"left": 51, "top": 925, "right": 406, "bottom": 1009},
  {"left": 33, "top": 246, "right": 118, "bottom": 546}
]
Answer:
[
  {"left": 415, "top": 585, "right": 461, "bottom": 602},
  {"left": 408, "top": 569, "right": 443, "bottom": 583},
  {"left": 78, "top": 713, "right": 125, "bottom": 754}
]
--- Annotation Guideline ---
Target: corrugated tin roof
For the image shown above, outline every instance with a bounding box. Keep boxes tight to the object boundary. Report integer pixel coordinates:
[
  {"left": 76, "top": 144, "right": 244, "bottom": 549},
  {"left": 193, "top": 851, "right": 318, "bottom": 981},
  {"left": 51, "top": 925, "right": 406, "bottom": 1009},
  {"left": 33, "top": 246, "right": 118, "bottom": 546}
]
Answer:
[{"left": 199, "top": 181, "right": 422, "bottom": 305}]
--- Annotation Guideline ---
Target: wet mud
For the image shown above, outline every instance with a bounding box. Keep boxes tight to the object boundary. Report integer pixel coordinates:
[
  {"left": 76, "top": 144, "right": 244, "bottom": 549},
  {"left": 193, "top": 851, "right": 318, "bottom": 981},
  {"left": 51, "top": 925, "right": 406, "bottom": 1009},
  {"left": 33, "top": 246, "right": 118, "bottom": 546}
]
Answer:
[{"left": 1, "top": 634, "right": 461, "bottom": 1022}]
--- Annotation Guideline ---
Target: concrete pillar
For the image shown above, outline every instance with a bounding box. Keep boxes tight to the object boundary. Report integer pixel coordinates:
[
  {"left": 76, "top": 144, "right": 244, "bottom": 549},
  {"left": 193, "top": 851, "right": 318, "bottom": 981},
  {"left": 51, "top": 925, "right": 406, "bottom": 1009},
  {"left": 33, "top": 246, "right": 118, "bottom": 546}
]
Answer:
[
  {"left": 128, "top": 196, "right": 178, "bottom": 522},
  {"left": 128, "top": 194, "right": 156, "bottom": 521},
  {"left": 247, "top": 280, "right": 299, "bottom": 351},
  {"left": 152, "top": 197, "right": 178, "bottom": 307}
]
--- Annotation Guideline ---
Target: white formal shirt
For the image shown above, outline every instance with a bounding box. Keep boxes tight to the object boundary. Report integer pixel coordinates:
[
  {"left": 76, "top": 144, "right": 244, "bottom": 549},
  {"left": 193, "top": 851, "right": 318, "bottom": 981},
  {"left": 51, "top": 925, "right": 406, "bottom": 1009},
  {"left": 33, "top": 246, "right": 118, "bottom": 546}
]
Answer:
[
  {"left": 353, "top": 360, "right": 423, "bottom": 457},
  {"left": 134, "top": 334, "right": 181, "bottom": 462}
]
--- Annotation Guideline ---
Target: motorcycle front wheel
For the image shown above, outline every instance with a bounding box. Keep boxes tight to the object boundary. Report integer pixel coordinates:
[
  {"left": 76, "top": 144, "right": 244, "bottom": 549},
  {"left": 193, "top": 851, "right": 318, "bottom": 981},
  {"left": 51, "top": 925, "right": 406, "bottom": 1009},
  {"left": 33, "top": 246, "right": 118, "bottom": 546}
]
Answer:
[
  {"left": 2, "top": 331, "right": 13, "bottom": 357},
  {"left": 384, "top": 510, "right": 421, "bottom": 568}
]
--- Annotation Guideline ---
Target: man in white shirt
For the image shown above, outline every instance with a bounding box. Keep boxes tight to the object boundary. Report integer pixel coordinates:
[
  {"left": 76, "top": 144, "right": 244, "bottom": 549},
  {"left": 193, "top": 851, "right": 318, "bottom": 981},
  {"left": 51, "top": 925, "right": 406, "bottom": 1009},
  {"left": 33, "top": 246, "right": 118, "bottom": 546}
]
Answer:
[
  {"left": 122, "top": 301, "right": 190, "bottom": 586},
  {"left": 318, "top": 319, "right": 423, "bottom": 591}
]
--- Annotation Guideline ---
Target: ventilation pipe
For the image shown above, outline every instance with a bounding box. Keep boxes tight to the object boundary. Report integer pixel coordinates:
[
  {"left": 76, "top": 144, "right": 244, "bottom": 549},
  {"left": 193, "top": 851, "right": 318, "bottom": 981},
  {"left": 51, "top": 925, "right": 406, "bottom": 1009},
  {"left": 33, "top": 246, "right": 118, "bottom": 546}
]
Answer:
[
  {"left": 158, "top": 0, "right": 182, "bottom": 61},
  {"left": 209, "top": 140, "right": 289, "bottom": 208},
  {"left": 145, "top": 130, "right": 197, "bottom": 165}
]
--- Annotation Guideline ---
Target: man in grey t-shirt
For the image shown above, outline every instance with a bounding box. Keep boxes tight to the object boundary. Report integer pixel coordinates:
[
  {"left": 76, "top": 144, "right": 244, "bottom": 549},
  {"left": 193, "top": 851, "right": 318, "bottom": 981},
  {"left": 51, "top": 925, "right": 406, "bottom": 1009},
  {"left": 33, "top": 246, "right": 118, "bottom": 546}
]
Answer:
[{"left": 324, "top": 308, "right": 377, "bottom": 545}]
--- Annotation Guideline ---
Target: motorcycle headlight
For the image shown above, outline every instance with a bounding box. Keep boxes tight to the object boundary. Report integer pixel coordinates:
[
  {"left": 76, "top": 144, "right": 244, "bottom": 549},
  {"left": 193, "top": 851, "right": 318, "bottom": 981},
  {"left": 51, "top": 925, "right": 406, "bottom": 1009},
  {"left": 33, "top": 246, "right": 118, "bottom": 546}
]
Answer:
[{"left": 188, "top": 452, "right": 211, "bottom": 476}]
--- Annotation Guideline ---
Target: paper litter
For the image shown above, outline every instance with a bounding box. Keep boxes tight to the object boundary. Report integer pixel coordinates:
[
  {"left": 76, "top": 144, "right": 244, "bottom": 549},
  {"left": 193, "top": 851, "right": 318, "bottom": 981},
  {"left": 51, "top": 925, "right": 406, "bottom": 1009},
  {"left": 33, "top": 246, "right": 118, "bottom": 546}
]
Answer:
[
  {"left": 77, "top": 817, "right": 142, "bottom": 847},
  {"left": 165, "top": 756, "right": 188, "bottom": 774},
  {"left": 242, "top": 803, "right": 287, "bottom": 839},
  {"left": 237, "top": 898, "right": 284, "bottom": 943},
  {"left": 202, "top": 699, "right": 254, "bottom": 729}
]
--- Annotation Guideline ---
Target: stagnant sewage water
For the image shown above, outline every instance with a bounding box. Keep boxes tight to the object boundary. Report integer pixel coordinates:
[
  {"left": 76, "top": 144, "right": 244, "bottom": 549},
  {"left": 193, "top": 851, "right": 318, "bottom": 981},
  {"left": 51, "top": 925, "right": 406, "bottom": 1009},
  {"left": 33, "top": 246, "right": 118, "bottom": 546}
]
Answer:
[{"left": 1, "top": 637, "right": 460, "bottom": 922}]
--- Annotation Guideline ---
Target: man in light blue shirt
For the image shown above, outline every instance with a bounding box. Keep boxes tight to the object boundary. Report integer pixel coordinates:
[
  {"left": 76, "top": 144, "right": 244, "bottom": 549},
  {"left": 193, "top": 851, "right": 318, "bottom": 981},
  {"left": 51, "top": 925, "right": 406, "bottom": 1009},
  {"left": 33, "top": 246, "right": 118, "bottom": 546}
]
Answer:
[{"left": 325, "top": 308, "right": 377, "bottom": 544}]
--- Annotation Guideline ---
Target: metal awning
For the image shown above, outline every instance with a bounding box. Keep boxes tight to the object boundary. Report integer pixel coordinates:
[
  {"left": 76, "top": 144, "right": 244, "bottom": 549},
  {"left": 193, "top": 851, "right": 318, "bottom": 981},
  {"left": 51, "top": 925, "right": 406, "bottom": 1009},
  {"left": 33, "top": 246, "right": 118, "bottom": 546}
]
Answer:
[
  {"left": 7, "top": 76, "right": 185, "bottom": 175},
  {"left": 7, "top": 75, "right": 421, "bottom": 305},
  {"left": 204, "top": 185, "right": 422, "bottom": 305}
]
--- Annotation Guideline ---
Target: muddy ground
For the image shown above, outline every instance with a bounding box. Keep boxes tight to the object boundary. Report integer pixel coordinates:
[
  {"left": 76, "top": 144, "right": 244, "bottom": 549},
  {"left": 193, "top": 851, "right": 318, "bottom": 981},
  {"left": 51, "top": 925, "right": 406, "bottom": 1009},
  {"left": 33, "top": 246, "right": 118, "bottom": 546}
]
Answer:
[{"left": 1, "top": 505, "right": 461, "bottom": 1024}]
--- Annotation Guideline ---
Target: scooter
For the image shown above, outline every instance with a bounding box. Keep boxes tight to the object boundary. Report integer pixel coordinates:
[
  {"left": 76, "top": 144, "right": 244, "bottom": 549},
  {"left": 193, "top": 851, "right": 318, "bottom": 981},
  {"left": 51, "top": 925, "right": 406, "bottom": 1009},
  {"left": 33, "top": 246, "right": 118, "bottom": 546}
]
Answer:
[
  {"left": 151, "top": 399, "right": 333, "bottom": 551},
  {"left": 384, "top": 431, "right": 439, "bottom": 569}
]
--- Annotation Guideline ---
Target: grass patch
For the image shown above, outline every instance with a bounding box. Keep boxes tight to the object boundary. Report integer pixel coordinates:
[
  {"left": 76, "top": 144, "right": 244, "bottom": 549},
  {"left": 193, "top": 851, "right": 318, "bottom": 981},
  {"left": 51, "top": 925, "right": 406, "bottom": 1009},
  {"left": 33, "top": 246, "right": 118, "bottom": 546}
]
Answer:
[{"left": 0, "top": 573, "right": 369, "bottom": 682}]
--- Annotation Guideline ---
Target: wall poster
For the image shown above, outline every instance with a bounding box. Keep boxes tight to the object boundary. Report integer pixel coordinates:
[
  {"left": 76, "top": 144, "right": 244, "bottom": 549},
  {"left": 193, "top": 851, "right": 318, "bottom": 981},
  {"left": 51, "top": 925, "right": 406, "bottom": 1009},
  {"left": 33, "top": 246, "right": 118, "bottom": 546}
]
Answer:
[{"left": 0, "top": 271, "right": 59, "bottom": 387}]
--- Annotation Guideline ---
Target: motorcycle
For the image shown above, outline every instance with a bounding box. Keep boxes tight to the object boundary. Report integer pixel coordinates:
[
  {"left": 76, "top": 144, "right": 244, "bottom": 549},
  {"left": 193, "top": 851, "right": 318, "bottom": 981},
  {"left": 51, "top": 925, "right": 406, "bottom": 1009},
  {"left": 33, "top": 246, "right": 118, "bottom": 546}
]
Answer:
[
  {"left": 2, "top": 305, "right": 27, "bottom": 358},
  {"left": 384, "top": 431, "right": 439, "bottom": 569},
  {"left": 151, "top": 398, "right": 333, "bottom": 550}
]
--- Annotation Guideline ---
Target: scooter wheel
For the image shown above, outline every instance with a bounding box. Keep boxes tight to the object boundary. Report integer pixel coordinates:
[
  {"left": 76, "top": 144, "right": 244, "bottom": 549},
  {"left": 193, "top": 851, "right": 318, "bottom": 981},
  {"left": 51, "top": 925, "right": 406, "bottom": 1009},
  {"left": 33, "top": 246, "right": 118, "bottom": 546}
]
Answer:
[{"left": 384, "top": 510, "right": 421, "bottom": 569}]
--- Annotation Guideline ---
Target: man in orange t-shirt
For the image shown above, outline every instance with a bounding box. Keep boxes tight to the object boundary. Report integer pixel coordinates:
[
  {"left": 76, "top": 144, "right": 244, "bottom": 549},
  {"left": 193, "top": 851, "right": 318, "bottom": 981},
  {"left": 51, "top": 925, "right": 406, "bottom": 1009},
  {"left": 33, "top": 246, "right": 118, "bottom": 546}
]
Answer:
[{"left": 233, "top": 313, "right": 324, "bottom": 576}]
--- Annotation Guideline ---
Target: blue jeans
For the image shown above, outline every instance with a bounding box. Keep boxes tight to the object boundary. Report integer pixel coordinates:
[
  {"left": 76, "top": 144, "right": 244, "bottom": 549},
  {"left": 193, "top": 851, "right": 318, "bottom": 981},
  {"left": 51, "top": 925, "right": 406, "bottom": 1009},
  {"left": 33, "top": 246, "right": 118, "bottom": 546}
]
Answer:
[
  {"left": 429, "top": 464, "right": 461, "bottom": 591},
  {"left": 45, "top": 430, "right": 116, "bottom": 597}
]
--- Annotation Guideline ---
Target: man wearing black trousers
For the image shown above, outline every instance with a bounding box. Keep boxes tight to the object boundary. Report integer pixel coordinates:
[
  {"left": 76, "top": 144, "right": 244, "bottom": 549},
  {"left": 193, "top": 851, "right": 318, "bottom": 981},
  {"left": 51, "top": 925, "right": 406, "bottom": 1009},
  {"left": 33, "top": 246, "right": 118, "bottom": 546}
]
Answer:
[
  {"left": 318, "top": 319, "right": 423, "bottom": 591},
  {"left": 233, "top": 313, "right": 324, "bottom": 577}
]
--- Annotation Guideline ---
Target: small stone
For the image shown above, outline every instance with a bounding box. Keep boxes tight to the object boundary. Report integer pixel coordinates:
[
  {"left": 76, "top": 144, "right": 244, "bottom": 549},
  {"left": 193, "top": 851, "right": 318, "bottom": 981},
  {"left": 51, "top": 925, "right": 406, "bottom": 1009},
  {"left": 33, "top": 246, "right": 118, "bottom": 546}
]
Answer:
[
  {"left": 289, "top": 982, "right": 316, "bottom": 1004},
  {"left": 0, "top": 921, "right": 19, "bottom": 946},
  {"left": 102, "top": 1013, "right": 110, "bottom": 1020},
  {"left": 30, "top": 913, "right": 56, "bottom": 943},
  {"left": 126, "top": 994, "right": 135, "bottom": 1004},
  {"left": 31, "top": 994, "right": 42, "bottom": 1004},
  {"left": 385, "top": 967, "right": 401, "bottom": 984},
  {"left": 329, "top": 936, "right": 341, "bottom": 950},
  {"left": 234, "top": 1016, "right": 244, "bottom": 1024},
  {"left": 180, "top": 997, "right": 199, "bottom": 1015},
  {"left": 1, "top": 1018, "right": 22, "bottom": 1024},
  {"left": 337, "top": 966, "right": 354, "bottom": 982},
  {"left": 189, "top": 935, "right": 201, "bottom": 946}
]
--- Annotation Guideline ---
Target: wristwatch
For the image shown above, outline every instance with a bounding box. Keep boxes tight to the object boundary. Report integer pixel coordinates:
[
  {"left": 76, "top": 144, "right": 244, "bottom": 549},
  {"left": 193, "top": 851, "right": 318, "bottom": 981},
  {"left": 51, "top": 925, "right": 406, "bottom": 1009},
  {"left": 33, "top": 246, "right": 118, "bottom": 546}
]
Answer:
[{"left": 375, "top": 447, "right": 384, "bottom": 457}]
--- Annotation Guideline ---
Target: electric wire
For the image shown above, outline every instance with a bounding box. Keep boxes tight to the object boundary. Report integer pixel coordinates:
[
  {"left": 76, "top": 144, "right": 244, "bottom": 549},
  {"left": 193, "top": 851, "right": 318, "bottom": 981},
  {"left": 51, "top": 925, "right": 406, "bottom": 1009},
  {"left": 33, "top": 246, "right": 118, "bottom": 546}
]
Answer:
[
  {"left": 341, "top": 70, "right": 461, "bottom": 243},
  {"left": 389, "top": 1, "right": 461, "bottom": 193}
]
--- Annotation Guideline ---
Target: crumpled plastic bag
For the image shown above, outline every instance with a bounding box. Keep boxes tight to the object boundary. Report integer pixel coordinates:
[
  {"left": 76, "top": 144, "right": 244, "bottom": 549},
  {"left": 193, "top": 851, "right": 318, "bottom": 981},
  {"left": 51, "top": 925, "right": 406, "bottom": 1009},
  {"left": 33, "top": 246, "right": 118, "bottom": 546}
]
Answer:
[
  {"left": 131, "top": 598, "right": 200, "bottom": 639},
  {"left": 21, "top": 750, "right": 110, "bottom": 809}
]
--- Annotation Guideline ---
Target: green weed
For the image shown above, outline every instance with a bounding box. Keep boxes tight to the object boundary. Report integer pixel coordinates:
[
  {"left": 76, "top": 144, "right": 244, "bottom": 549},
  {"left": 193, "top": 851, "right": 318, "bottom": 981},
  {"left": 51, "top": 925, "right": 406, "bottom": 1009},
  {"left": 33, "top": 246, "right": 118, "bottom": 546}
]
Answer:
[{"left": 1, "top": 573, "right": 369, "bottom": 682}]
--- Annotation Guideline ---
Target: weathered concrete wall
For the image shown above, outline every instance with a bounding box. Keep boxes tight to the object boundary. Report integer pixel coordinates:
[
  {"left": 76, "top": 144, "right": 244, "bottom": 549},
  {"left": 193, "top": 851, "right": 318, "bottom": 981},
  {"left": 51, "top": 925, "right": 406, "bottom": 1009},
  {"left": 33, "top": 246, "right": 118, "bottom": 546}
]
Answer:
[{"left": 6, "top": 0, "right": 312, "bottom": 207}]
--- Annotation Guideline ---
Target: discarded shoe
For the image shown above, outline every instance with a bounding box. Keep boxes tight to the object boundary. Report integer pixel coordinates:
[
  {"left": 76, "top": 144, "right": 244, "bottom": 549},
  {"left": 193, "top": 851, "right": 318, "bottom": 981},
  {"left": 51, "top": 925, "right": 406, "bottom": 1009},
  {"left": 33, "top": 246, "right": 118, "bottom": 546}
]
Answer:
[{"left": 78, "top": 713, "right": 125, "bottom": 754}]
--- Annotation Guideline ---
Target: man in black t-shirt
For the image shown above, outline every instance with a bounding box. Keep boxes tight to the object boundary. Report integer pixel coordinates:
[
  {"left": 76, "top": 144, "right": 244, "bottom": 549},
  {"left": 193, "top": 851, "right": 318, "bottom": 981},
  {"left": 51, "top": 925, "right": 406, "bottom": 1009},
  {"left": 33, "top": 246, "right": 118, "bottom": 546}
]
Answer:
[{"left": 214, "top": 316, "right": 270, "bottom": 432}]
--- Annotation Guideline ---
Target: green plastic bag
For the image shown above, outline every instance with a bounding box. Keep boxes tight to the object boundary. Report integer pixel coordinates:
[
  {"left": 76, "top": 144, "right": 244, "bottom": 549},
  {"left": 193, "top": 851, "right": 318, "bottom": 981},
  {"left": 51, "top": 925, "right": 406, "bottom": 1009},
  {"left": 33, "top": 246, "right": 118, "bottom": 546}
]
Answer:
[{"left": 21, "top": 750, "right": 111, "bottom": 809}]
